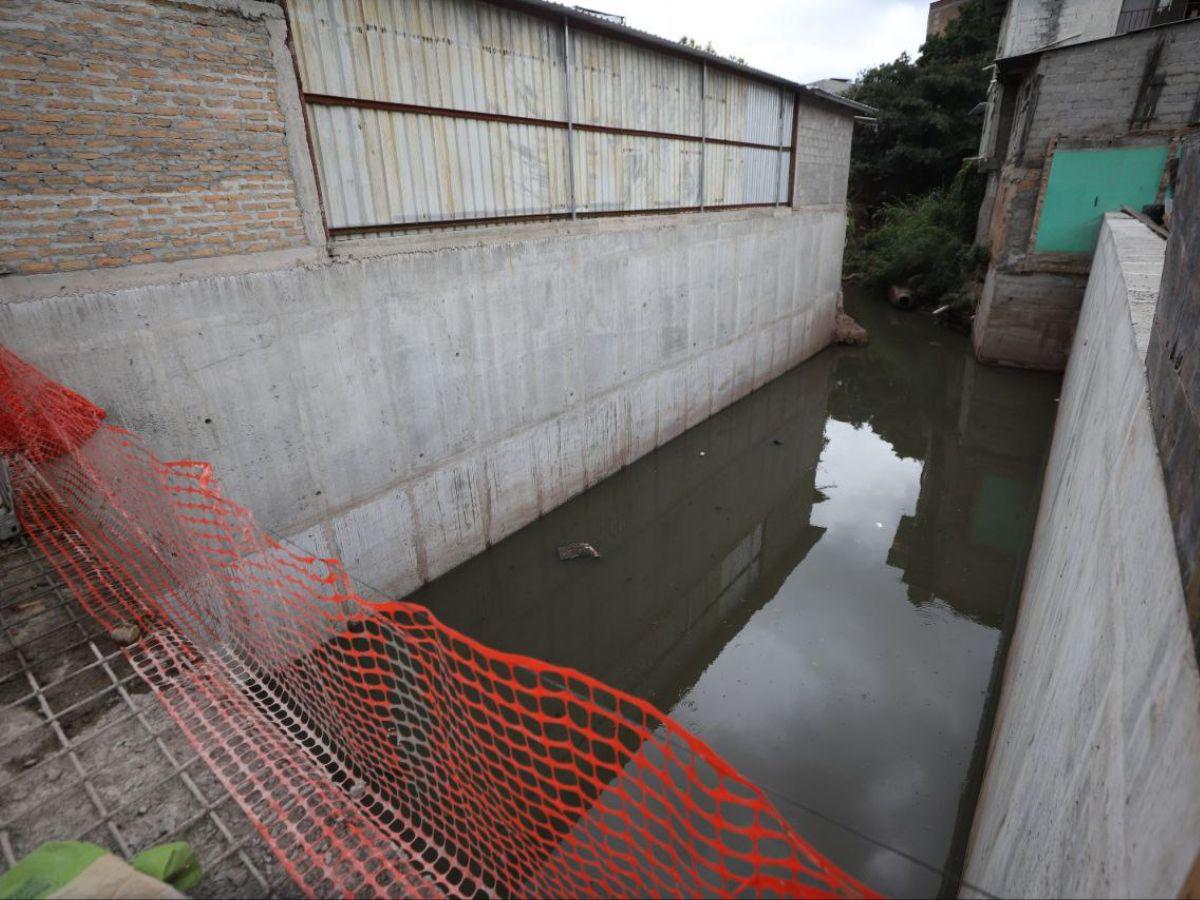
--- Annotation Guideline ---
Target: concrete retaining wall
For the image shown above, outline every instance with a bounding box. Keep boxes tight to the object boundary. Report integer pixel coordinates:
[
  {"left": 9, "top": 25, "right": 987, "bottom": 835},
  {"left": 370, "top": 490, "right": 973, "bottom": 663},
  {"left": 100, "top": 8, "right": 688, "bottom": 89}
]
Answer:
[
  {"left": 963, "top": 214, "right": 1200, "bottom": 896},
  {"left": 0, "top": 205, "right": 845, "bottom": 595}
]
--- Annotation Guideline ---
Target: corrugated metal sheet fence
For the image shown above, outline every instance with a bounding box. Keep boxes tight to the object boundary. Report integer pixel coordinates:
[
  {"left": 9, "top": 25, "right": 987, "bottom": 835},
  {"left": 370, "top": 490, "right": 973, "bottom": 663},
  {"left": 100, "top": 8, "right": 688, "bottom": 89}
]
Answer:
[{"left": 285, "top": 0, "right": 798, "bottom": 235}]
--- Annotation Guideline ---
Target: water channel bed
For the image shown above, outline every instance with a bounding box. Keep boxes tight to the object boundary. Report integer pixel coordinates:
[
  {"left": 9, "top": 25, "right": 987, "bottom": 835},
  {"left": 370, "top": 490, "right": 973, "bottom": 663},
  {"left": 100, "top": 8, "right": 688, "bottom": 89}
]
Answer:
[{"left": 415, "top": 289, "right": 1062, "bottom": 897}]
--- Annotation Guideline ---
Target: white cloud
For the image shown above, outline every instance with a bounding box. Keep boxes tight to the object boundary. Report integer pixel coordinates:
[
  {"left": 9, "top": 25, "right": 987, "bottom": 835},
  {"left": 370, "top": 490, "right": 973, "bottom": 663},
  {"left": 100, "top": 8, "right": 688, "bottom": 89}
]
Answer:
[{"left": 586, "top": 0, "right": 930, "bottom": 84}]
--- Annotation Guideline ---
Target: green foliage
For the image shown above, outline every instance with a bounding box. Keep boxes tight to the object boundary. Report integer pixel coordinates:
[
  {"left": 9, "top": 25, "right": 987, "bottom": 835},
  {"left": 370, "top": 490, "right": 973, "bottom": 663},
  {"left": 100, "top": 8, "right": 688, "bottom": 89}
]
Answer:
[
  {"left": 849, "top": 164, "right": 989, "bottom": 304},
  {"left": 846, "top": 1, "right": 999, "bottom": 311},
  {"left": 848, "top": 1, "right": 999, "bottom": 209}
]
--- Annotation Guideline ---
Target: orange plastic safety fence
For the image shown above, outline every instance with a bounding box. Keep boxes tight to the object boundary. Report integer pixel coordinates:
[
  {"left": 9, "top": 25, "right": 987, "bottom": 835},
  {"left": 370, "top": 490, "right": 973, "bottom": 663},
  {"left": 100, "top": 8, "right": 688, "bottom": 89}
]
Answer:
[{"left": 0, "top": 346, "right": 878, "bottom": 899}]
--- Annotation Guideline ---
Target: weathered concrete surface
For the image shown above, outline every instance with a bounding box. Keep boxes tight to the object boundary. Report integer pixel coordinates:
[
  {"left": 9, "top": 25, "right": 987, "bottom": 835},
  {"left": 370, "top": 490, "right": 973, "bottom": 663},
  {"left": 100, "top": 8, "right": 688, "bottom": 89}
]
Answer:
[
  {"left": 0, "top": 206, "right": 845, "bottom": 595},
  {"left": 972, "top": 268, "right": 1087, "bottom": 370},
  {"left": 964, "top": 215, "right": 1200, "bottom": 897},
  {"left": 996, "top": 0, "right": 1122, "bottom": 59}
]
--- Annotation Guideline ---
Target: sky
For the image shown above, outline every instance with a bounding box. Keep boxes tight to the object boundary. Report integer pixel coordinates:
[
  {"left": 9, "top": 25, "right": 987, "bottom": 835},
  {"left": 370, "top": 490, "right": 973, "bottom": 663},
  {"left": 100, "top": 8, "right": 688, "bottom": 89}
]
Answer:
[{"left": 582, "top": 0, "right": 932, "bottom": 85}]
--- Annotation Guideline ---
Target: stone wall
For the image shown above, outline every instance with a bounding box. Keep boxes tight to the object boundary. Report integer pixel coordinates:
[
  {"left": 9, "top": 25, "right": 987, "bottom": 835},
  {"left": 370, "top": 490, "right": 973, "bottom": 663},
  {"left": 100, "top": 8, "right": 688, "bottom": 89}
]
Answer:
[
  {"left": 964, "top": 214, "right": 1200, "bottom": 896},
  {"left": 1147, "top": 134, "right": 1200, "bottom": 655},
  {"left": 0, "top": 0, "right": 316, "bottom": 276}
]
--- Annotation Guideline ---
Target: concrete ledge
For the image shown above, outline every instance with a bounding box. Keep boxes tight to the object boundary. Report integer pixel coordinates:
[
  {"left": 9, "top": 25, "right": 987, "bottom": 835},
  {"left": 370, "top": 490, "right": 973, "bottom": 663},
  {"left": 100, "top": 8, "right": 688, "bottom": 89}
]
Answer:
[
  {"left": 0, "top": 247, "right": 326, "bottom": 304},
  {"left": 328, "top": 206, "right": 844, "bottom": 261},
  {"left": 165, "top": 0, "right": 283, "bottom": 20}
]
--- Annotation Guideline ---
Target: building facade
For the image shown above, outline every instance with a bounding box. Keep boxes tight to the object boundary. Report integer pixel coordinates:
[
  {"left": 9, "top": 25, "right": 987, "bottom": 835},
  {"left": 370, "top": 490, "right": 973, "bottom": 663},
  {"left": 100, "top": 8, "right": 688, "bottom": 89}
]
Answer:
[
  {"left": 0, "top": 0, "right": 866, "bottom": 595},
  {"left": 928, "top": 0, "right": 974, "bottom": 36},
  {"left": 972, "top": 0, "right": 1200, "bottom": 369}
]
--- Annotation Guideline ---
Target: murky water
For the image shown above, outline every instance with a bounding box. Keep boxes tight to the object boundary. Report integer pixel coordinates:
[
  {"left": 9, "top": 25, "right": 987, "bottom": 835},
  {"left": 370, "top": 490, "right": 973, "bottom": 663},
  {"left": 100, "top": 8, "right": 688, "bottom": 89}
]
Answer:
[{"left": 415, "top": 288, "right": 1061, "bottom": 897}]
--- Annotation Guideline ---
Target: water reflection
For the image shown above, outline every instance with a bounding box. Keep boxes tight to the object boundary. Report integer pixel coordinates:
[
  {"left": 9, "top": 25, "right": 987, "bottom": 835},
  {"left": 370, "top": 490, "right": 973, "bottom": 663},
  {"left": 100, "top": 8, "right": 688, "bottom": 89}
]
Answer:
[{"left": 416, "top": 288, "right": 1060, "bottom": 897}]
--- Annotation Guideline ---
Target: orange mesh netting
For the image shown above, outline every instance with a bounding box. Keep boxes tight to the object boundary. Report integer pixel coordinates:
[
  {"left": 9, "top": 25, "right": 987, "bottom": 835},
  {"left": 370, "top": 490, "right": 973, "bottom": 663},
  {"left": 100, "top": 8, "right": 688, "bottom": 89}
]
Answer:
[{"left": 0, "top": 346, "right": 878, "bottom": 899}]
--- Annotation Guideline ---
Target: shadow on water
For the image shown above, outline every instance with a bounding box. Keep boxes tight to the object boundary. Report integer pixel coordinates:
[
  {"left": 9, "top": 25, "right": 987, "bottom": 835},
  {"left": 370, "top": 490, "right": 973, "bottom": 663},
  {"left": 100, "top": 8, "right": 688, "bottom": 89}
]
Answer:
[{"left": 415, "top": 285, "right": 1061, "bottom": 897}]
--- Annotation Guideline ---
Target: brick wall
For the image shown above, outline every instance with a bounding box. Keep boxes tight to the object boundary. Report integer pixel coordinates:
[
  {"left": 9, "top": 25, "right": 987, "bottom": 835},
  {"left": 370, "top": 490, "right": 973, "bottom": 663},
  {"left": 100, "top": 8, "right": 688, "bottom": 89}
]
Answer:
[{"left": 0, "top": 0, "right": 310, "bottom": 276}]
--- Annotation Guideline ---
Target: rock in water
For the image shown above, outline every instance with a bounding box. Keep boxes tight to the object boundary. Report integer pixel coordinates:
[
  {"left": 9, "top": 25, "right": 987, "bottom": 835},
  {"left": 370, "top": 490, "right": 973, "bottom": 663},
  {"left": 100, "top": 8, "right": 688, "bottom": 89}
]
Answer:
[
  {"left": 834, "top": 313, "right": 870, "bottom": 346},
  {"left": 557, "top": 542, "right": 602, "bottom": 561}
]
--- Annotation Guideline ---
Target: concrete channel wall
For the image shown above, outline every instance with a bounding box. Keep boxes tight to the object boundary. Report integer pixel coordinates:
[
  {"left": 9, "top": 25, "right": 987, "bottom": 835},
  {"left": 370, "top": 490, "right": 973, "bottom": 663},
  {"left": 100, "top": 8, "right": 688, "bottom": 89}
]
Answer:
[
  {"left": 0, "top": 205, "right": 846, "bottom": 596},
  {"left": 0, "top": 0, "right": 858, "bottom": 595},
  {"left": 963, "top": 214, "right": 1200, "bottom": 897}
]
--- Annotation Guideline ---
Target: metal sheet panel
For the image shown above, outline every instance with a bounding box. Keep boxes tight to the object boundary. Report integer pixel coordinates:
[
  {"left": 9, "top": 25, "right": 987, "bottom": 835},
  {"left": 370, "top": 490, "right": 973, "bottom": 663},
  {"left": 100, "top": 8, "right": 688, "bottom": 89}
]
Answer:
[
  {"left": 706, "top": 70, "right": 792, "bottom": 145},
  {"left": 308, "top": 104, "right": 570, "bottom": 228},
  {"left": 570, "top": 29, "right": 703, "bottom": 135},
  {"left": 290, "top": 0, "right": 565, "bottom": 119},
  {"left": 704, "top": 145, "right": 785, "bottom": 207},
  {"left": 574, "top": 132, "right": 702, "bottom": 212},
  {"left": 287, "top": 0, "right": 800, "bottom": 228}
]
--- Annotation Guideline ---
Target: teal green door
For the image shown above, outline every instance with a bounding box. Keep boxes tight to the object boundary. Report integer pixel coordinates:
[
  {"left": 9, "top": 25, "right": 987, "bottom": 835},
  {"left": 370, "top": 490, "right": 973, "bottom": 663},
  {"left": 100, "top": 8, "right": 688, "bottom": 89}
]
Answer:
[{"left": 1034, "top": 145, "right": 1169, "bottom": 253}]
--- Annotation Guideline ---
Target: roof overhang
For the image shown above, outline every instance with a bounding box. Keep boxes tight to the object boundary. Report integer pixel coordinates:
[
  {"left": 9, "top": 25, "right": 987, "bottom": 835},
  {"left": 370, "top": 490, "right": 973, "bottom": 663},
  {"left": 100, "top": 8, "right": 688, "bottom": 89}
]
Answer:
[{"left": 487, "top": 0, "right": 876, "bottom": 117}]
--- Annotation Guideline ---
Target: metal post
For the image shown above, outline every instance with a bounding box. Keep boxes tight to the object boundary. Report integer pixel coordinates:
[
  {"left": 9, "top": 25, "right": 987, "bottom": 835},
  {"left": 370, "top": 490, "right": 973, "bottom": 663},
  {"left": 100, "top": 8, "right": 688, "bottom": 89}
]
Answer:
[
  {"left": 774, "top": 89, "right": 786, "bottom": 207},
  {"left": 786, "top": 91, "right": 801, "bottom": 208},
  {"left": 563, "top": 17, "right": 578, "bottom": 220},
  {"left": 699, "top": 62, "right": 707, "bottom": 210}
]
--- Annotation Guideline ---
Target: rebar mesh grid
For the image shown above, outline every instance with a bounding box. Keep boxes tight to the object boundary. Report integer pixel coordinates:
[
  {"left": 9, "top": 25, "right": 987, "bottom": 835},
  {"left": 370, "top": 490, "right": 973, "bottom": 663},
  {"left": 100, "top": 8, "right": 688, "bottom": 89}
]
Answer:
[{"left": 0, "top": 533, "right": 294, "bottom": 898}]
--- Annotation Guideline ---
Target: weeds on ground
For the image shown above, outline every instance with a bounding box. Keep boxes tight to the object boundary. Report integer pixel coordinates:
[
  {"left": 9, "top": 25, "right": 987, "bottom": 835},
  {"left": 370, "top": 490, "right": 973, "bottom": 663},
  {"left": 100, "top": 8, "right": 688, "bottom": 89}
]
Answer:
[{"left": 847, "top": 163, "right": 988, "bottom": 312}]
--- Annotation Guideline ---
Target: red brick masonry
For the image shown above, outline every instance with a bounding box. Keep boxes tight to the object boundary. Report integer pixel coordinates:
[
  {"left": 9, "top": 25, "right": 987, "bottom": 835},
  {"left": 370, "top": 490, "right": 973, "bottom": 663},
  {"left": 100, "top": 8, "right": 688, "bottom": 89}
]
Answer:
[{"left": 0, "top": 0, "right": 308, "bottom": 276}]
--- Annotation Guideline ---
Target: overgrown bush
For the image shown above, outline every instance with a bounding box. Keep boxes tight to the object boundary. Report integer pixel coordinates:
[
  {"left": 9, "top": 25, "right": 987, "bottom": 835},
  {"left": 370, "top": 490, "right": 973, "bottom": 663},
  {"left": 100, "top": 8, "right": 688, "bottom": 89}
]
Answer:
[
  {"left": 848, "top": 164, "right": 988, "bottom": 307},
  {"left": 843, "top": 1, "right": 999, "bottom": 318}
]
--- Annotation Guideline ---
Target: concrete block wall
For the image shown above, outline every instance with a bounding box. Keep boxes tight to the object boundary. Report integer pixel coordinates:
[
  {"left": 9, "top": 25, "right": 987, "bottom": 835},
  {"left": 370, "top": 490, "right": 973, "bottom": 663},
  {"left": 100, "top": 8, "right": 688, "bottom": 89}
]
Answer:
[
  {"left": 964, "top": 215, "right": 1200, "bottom": 897},
  {"left": 792, "top": 105, "right": 853, "bottom": 208},
  {"left": 0, "top": 0, "right": 319, "bottom": 276},
  {"left": 0, "top": 206, "right": 846, "bottom": 595},
  {"left": 1021, "top": 21, "right": 1200, "bottom": 159}
]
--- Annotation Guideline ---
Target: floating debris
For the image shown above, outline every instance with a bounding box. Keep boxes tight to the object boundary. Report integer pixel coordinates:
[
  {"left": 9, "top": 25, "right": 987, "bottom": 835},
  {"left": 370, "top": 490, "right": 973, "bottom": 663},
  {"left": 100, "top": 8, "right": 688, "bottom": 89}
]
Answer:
[{"left": 557, "top": 542, "right": 602, "bottom": 561}]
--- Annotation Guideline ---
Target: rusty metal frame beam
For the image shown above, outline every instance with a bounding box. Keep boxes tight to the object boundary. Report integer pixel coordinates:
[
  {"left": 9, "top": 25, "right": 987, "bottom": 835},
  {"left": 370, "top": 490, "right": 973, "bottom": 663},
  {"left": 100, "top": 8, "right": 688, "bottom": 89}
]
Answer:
[
  {"left": 562, "top": 16, "right": 578, "bottom": 221},
  {"left": 787, "top": 92, "right": 801, "bottom": 208},
  {"left": 328, "top": 203, "right": 779, "bottom": 238},
  {"left": 699, "top": 63, "right": 707, "bottom": 211},
  {"left": 302, "top": 92, "right": 795, "bottom": 153},
  {"left": 774, "top": 90, "right": 787, "bottom": 207}
]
